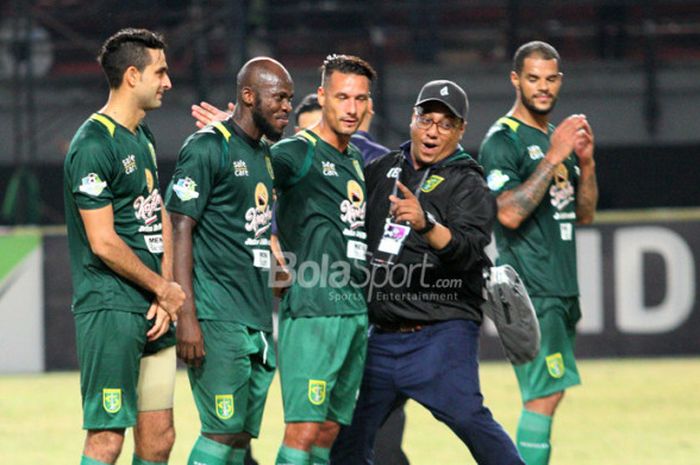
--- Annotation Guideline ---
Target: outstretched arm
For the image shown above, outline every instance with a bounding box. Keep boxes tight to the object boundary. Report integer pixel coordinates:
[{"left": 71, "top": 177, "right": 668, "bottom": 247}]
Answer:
[{"left": 191, "top": 101, "right": 234, "bottom": 128}]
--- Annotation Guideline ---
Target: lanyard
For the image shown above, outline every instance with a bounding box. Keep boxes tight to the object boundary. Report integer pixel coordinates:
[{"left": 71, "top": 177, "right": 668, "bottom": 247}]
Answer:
[{"left": 388, "top": 158, "right": 432, "bottom": 219}]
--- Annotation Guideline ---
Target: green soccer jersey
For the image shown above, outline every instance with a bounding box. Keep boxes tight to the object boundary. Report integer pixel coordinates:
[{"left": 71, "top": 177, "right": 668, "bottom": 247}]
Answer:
[
  {"left": 63, "top": 113, "right": 164, "bottom": 314},
  {"left": 271, "top": 129, "right": 368, "bottom": 317},
  {"left": 165, "top": 120, "right": 274, "bottom": 330},
  {"left": 479, "top": 115, "right": 580, "bottom": 297}
]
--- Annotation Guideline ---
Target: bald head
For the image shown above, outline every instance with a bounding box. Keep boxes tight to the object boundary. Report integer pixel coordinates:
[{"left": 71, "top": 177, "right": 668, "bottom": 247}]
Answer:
[
  {"left": 237, "top": 57, "right": 292, "bottom": 96},
  {"left": 234, "top": 57, "right": 294, "bottom": 142}
]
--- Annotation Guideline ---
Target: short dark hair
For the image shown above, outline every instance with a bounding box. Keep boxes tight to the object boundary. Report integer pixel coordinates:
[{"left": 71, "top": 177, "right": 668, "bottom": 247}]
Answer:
[
  {"left": 294, "top": 93, "right": 322, "bottom": 121},
  {"left": 320, "top": 54, "right": 377, "bottom": 88},
  {"left": 512, "top": 41, "right": 561, "bottom": 75},
  {"left": 98, "top": 28, "right": 166, "bottom": 89}
]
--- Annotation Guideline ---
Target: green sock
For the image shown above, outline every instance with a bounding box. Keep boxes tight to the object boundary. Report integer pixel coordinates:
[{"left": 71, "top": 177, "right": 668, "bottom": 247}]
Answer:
[
  {"left": 80, "top": 456, "right": 110, "bottom": 465},
  {"left": 132, "top": 454, "right": 167, "bottom": 465},
  {"left": 516, "top": 409, "right": 553, "bottom": 465},
  {"left": 309, "top": 445, "right": 330, "bottom": 465},
  {"left": 275, "top": 445, "right": 310, "bottom": 465},
  {"left": 227, "top": 448, "right": 247, "bottom": 465},
  {"left": 187, "top": 435, "right": 233, "bottom": 465}
]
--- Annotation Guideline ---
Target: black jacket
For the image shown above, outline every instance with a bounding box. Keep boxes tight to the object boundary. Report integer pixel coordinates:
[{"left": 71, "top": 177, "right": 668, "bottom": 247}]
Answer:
[{"left": 365, "top": 142, "right": 495, "bottom": 325}]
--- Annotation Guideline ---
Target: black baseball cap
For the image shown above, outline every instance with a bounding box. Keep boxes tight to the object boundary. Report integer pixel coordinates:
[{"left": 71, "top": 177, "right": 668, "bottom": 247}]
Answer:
[{"left": 414, "top": 80, "right": 469, "bottom": 121}]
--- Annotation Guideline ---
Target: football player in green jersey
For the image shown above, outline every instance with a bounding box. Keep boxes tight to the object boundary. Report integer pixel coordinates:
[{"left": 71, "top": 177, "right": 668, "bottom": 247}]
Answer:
[
  {"left": 63, "top": 29, "right": 185, "bottom": 465},
  {"left": 167, "top": 57, "right": 293, "bottom": 465},
  {"left": 270, "top": 54, "right": 376, "bottom": 465},
  {"left": 478, "top": 41, "right": 598, "bottom": 465}
]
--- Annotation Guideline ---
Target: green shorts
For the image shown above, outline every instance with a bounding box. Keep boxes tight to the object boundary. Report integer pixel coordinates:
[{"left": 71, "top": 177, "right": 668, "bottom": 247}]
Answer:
[
  {"left": 74, "top": 310, "right": 176, "bottom": 429},
  {"left": 514, "top": 296, "right": 582, "bottom": 402},
  {"left": 278, "top": 309, "right": 368, "bottom": 425},
  {"left": 188, "top": 320, "right": 276, "bottom": 436}
]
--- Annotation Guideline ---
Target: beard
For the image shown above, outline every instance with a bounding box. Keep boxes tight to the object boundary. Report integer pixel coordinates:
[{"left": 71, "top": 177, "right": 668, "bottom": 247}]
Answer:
[
  {"left": 520, "top": 88, "right": 558, "bottom": 116},
  {"left": 252, "top": 98, "right": 283, "bottom": 142}
]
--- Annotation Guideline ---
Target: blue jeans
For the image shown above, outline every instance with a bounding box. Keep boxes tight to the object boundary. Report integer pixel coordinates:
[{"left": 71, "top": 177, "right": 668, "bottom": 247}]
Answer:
[{"left": 331, "top": 319, "right": 524, "bottom": 465}]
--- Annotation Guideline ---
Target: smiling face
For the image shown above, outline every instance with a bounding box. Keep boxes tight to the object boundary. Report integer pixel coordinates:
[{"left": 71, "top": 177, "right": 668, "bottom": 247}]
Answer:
[
  {"left": 409, "top": 101, "right": 465, "bottom": 168},
  {"left": 133, "top": 48, "right": 171, "bottom": 111},
  {"left": 512, "top": 56, "right": 562, "bottom": 116},
  {"left": 251, "top": 74, "right": 294, "bottom": 141},
  {"left": 317, "top": 71, "right": 371, "bottom": 138}
]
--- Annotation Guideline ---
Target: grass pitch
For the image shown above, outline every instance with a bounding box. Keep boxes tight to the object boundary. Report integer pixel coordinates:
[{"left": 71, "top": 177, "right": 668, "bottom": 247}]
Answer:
[{"left": 1, "top": 358, "right": 698, "bottom": 464}]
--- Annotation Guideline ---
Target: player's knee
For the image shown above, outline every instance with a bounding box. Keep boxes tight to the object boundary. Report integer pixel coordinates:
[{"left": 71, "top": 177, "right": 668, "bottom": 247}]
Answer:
[
  {"left": 85, "top": 430, "right": 125, "bottom": 462},
  {"left": 316, "top": 422, "right": 341, "bottom": 448},
  {"left": 159, "top": 425, "right": 176, "bottom": 452},
  {"left": 284, "top": 422, "right": 321, "bottom": 450}
]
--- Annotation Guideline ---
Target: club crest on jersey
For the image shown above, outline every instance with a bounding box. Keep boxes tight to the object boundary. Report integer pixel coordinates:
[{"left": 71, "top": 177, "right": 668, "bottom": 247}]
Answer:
[
  {"left": 79, "top": 173, "right": 107, "bottom": 197},
  {"left": 322, "top": 161, "right": 338, "bottom": 176},
  {"left": 340, "top": 180, "right": 365, "bottom": 230},
  {"left": 122, "top": 155, "right": 136, "bottom": 174},
  {"left": 245, "top": 182, "right": 272, "bottom": 238},
  {"left": 233, "top": 160, "right": 249, "bottom": 177},
  {"left": 486, "top": 169, "right": 510, "bottom": 191},
  {"left": 527, "top": 145, "right": 545, "bottom": 160},
  {"left": 420, "top": 175, "right": 445, "bottom": 193},
  {"left": 215, "top": 394, "right": 234, "bottom": 419},
  {"left": 172, "top": 177, "right": 200, "bottom": 202},
  {"left": 546, "top": 353, "right": 565, "bottom": 379},
  {"left": 133, "top": 189, "right": 162, "bottom": 225},
  {"left": 549, "top": 164, "right": 574, "bottom": 210},
  {"left": 102, "top": 388, "right": 122, "bottom": 413},
  {"left": 352, "top": 159, "right": 365, "bottom": 181},
  {"left": 308, "top": 379, "right": 326, "bottom": 405}
]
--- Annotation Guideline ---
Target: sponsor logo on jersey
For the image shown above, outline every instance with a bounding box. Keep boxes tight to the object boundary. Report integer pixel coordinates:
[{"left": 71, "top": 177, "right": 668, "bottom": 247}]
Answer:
[
  {"left": 322, "top": 161, "right": 338, "bottom": 176},
  {"left": 486, "top": 169, "right": 510, "bottom": 191},
  {"left": 308, "top": 379, "right": 326, "bottom": 405},
  {"left": 386, "top": 167, "right": 401, "bottom": 179},
  {"left": 133, "top": 189, "right": 161, "bottom": 225},
  {"left": 145, "top": 169, "right": 155, "bottom": 192},
  {"left": 215, "top": 394, "right": 234, "bottom": 419},
  {"left": 233, "top": 160, "right": 249, "bottom": 177},
  {"left": 78, "top": 173, "right": 107, "bottom": 197},
  {"left": 549, "top": 164, "right": 574, "bottom": 210},
  {"left": 340, "top": 180, "right": 366, "bottom": 230},
  {"left": 245, "top": 182, "right": 272, "bottom": 238},
  {"left": 102, "top": 388, "right": 122, "bottom": 413},
  {"left": 172, "top": 177, "right": 200, "bottom": 202},
  {"left": 546, "top": 353, "right": 565, "bottom": 378},
  {"left": 420, "top": 175, "right": 445, "bottom": 193},
  {"left": 527, "top": 145, "right": 545, "bottom": 160},
  {"left": 122, "top": 154, "right": 136, "bottom": 174},
  {"left": 352, "top": 159, "right": 365, "bottom": 181}
]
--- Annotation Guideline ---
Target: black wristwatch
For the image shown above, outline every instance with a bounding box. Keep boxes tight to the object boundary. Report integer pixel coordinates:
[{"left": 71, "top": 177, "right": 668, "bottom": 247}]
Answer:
[{"left": 416, "top": 210, "right": 437, "bottom": 235}]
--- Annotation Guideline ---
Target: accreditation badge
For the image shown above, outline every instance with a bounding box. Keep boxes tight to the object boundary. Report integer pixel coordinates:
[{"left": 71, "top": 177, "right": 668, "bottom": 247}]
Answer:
[{"left": 377, "top": 221, "right": 411, "bottom": 256}]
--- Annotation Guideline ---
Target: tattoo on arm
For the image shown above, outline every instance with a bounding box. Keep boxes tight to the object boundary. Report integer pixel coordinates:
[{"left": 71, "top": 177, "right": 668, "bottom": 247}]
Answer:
[
  {"left": 576, "top": 171, "right": 598, "bottom": 223},
  {"left": 498, "top": 159, "right": 556, "bottom": 221}
]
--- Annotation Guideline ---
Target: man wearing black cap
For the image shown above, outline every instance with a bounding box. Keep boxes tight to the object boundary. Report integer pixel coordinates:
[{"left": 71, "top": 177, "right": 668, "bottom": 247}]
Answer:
[{"left": 331, "top": 80, "right": 524, "bottom": 465}]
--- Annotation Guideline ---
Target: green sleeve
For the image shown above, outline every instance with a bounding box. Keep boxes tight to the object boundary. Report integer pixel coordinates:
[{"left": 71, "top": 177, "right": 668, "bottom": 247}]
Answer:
[
  {"left": 479, "top": 130, "right": 523, "bottom": 195},
  {"left": 270, "top": 137, "right": 310, "bottom": 190},
  {"left": 165, "top": 130, "right": 223, "bottom": 222},
  {"left": 67, "top": 135, "right": 116, "bottom": 210}
]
